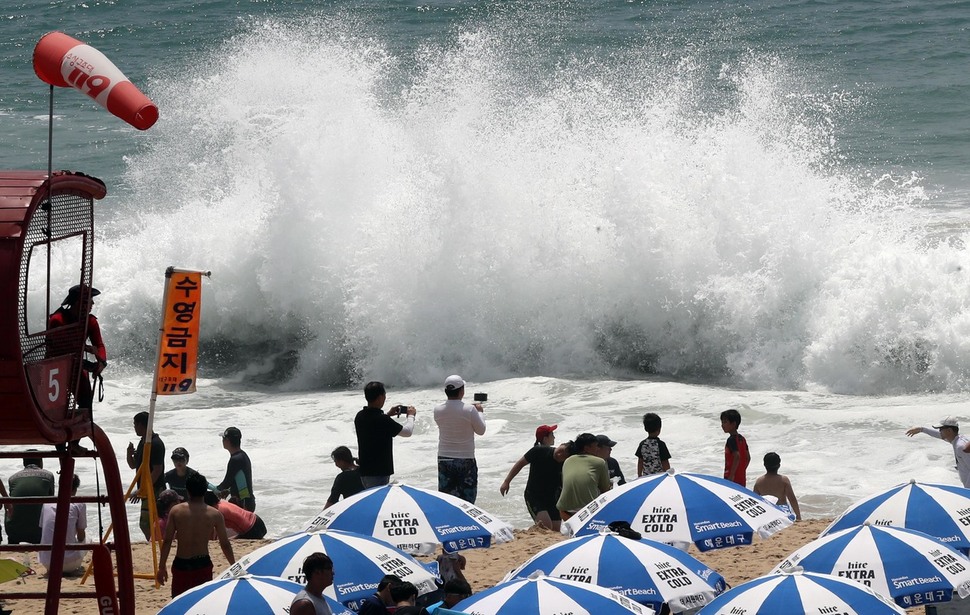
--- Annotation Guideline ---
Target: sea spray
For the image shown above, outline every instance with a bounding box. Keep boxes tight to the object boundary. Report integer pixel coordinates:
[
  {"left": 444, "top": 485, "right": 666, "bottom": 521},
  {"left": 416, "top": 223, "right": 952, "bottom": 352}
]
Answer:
[{"left": 90, "top": 16, "right": 959, "bottom": 394}]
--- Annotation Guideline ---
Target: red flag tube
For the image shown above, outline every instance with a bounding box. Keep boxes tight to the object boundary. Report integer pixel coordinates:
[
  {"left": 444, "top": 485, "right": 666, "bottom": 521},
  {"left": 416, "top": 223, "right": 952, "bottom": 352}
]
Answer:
[{"left": 33, "top": 31, "right": 159, "bottom": 130}]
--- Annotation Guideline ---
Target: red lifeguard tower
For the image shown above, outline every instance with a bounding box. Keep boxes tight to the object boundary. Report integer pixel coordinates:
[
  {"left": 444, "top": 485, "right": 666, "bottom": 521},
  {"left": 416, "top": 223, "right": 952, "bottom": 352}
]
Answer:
[{"left": 0, "top": 170, "right": 133, "bottom": 614}]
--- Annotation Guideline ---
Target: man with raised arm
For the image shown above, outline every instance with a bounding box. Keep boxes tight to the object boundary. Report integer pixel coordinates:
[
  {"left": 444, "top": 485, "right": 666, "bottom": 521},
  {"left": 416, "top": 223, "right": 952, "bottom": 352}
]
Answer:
[
  {"left": 355, "top": 382, "right": 416, "bottom": 488},
  {"left": 126, "top": 411, "right": 165, "bottom": 540},
  {"left": 433, "top": 375, "right": 486, "bottom": 504},
  {"left": 907, "top": 416, "right": 970, "bottom": 488}
]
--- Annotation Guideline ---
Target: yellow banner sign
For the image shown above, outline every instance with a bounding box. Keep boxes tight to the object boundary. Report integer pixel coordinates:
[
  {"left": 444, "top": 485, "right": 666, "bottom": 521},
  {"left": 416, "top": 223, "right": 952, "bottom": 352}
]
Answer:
[{"left": 155, "top": 271, "right": 203, "bottom": 395}]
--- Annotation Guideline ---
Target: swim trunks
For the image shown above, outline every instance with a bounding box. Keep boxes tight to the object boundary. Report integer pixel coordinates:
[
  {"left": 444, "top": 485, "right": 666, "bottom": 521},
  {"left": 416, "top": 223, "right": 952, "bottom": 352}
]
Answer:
[
  {"left": 171, "top": 554, "right": 213, "bottom": 597},
  {"left": 437, "top": 457, "right": 478, "bottom": 504}
]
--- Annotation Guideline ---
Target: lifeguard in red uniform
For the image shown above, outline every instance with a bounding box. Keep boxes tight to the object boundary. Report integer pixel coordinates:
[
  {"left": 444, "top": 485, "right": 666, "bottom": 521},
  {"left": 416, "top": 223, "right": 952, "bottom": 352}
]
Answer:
[{"left": 48, "top": 284, "right": 107, "bottom": 452}]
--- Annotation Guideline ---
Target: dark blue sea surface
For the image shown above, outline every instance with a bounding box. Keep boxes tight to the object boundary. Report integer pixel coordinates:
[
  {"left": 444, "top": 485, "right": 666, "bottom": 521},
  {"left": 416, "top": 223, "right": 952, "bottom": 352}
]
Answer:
[
  {"left": 3, "top": 0, "right": 967, "bottom": 194},
  {"left": 0, "top": 0, "right": 970, "bottom": 192}
]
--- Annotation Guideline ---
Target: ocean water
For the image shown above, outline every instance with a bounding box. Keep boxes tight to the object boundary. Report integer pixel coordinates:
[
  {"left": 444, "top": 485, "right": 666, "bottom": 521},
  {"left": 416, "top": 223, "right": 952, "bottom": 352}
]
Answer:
[{"left": 2, "top": 0, "right": 970, "bottom": 542}]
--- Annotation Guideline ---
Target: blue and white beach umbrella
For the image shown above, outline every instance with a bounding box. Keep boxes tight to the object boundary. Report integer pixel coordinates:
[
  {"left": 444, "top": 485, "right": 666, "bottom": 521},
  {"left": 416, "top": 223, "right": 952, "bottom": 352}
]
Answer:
[
  {"left": 157, "top": 574, "right": 353, "bottom": 615},
  {"left": 562, "top": 470, "right": 793, "bottom": 551},
  {"left": 773, "top": 524, "right": 970, "bottom": 608},
  {"left": 504, "top": 531, "right": 726, "bottom": 611},
  {"left": 218, "top": 529, "right": 440, "bottom": 610},
  {"left": 697, "top": 568, "right": 905, "bottom": 615},
  {"left": 453, "top": 572, "right": 654, "bottom": 615},
  {"left": 823, "top": 480, "right": 970, "bottom": 553},
  {"left": 305, "top": 482, "right": 514, "bottom": 554}
]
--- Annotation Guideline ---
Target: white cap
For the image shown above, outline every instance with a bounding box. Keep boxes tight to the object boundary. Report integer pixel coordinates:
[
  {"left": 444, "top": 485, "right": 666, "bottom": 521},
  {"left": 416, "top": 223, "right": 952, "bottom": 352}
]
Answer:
[
  {"left": 935, "top": 416, "right": 959, "bottom": 429},
  {"left": 444, "top": 375, "right": 465, "bottom": 391}
]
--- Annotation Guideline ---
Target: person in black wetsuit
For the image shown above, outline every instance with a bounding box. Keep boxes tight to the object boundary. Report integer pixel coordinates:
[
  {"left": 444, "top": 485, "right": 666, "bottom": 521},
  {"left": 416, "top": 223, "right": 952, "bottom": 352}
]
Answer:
[
  {"left": 164, "top": 447, "right": 199, "bottom": 499},
  {"left": 216, "top": 426, "right": 255, "bottom": 512},
  {"left": 127, "top": 411, "right": 166, "bottom": 540}
]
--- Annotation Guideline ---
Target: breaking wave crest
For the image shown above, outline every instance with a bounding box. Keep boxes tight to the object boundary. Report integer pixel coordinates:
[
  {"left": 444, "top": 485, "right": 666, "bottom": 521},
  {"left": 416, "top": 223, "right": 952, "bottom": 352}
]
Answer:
[{"left": 95, "top": 15, "right": 970, "bottom": 394}]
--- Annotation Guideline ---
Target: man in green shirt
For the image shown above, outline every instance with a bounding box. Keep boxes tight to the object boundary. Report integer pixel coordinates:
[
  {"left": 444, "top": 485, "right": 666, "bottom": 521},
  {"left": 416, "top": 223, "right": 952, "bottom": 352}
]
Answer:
[
  {"left": 6, "top": 455, "right": 55, "bottom": 544},
  {"left": 556, "top": 433, "right": 611, "bottom": 521}
]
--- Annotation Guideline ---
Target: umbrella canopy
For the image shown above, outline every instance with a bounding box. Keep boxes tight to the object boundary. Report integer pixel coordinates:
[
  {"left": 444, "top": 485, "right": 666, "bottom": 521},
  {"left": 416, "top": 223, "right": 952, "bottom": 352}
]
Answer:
[
  {"left": 773, "top": 524, "right": 970, "bottom": 608},
  {"left": 305, "top": 483, "right": 514, "bottom": 554},
  {"left": 157, "top": 574, "right": 353, "bottom": 615},
  {"left": 823, "top": 479, "right": 970, "bottom": 553},
  {"left": 697, "top": 568, "right": 905, "bottom": 614},
  {"left": 562, "top": 470, "right": 793, "bottom": 551},
  {"left": 453, "top": 572, "right": 654, "bottom": 615},
  {"left": 0, "top": 559, "right": 31, "bottom": 583},
  {"left": 218, "top": 529, "right": 439, "bottom": 610},
  {"left": 503, "top": 531, "right": 726, "bottom": 611}
]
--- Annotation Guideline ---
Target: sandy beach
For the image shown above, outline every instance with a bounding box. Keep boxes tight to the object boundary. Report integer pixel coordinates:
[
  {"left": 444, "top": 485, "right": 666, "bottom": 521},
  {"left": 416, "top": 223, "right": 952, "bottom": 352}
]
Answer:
[{"left": 1, "top": 519, "right": 838, "bottom": 614}]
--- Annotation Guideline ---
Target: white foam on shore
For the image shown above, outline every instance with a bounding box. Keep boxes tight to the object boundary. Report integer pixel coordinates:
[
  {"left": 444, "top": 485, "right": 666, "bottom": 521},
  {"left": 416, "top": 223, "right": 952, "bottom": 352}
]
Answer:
[{"left": 14, "top": 375, "right": 960, "bottom": 542}]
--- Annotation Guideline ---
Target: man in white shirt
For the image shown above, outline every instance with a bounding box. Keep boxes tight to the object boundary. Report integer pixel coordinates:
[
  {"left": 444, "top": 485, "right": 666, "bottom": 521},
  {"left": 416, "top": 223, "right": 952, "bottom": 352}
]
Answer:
[
  {"left": 39, "top": 474, "right": 86, "bottom": 575},
  {"left": 906, "top": 416, "right": 970, "bottom": 488},
  {"left": 433, "top": 375, "right": 486, "bottom": 504}
]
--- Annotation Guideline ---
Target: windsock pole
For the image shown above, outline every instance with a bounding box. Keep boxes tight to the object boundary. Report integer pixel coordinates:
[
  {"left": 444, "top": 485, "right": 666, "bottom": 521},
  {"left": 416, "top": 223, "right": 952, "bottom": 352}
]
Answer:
[{"left": 45, "top": 83, "right": 53, "bottom": 324}]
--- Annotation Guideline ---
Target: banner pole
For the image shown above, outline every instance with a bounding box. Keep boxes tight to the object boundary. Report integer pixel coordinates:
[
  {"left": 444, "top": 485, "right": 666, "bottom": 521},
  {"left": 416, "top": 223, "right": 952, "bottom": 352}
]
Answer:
[
  {"left": 82, "top": 266, "right": 210, "bottom": 587},
  {"left": 140, "top": 267, "right": 179, "bottom": 586}
]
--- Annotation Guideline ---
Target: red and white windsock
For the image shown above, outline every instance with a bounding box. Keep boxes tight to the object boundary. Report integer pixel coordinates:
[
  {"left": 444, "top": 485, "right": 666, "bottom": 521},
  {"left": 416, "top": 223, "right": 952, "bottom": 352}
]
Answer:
[{"left": 33, "top": 31, "right": 159, "bottom": 130}]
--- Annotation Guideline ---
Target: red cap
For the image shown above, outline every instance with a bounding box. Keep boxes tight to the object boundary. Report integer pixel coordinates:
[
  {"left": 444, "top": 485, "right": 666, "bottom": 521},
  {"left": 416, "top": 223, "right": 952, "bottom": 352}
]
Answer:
[{"left": 535, "top": 424, "right": 557, "bottom": 444}]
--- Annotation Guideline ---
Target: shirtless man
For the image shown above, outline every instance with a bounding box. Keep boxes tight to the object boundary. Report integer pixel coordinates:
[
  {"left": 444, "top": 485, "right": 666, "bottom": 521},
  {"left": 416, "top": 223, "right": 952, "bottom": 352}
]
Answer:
[
  {"left": 752, "top": 452, "right": 802, "bottom": 521},
  {"left": 157, "top": 472, "right": 235, "bottom": 597}
]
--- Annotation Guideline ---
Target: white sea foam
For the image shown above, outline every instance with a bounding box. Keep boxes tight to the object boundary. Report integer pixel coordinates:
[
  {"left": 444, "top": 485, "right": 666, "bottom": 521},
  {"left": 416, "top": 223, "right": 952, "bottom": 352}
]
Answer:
[{"left": 21, "top": 374, "right": 967, "bottom": 543}]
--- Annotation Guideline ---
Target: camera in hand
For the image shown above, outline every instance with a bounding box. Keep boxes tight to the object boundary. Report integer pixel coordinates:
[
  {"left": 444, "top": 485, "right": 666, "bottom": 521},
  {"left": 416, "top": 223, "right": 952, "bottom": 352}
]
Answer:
[
  {"left": 392, "top": 404, "right": 408, "bottom": 417},
  {"left": 474, "top": 392, "right": 487, "bottom": 402}
]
